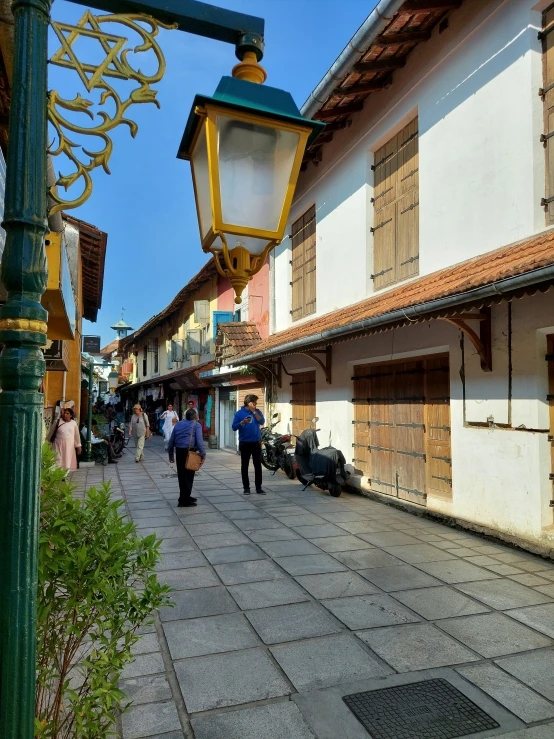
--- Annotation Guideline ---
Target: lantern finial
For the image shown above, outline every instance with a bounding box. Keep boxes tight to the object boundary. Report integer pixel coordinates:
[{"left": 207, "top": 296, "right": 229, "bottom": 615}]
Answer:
[{"left": 232, "top": 51, "right": 267, "bottom": 85}]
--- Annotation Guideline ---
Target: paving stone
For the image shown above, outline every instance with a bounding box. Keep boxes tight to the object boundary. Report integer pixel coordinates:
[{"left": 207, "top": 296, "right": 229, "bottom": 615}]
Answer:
[
  {"left": 358, "top": 564, "right": 443, "bottom": 592},
  {"left": 159, "top": 567, "right": 220, "bottom": 591},
  {"left": 228, "top": 579, "right": 310, "bottom": 610},
  {"left": 356, "top": 623, "right": 479, "bottom": 672},
  {"left": 393, "top": 585, "right": 490, "bottom": 620},
  {"left": 318, "top": 511, "right": 372, "bottom": 523},
  {"left": 194, "top": 532, "right": 250, "bottom": 549},
  {"left": 275, "top": 553, "right": 347, "bottom": 575},
  {"left": 270, "top": 633, "right": 391, "bottom": 691},
  {"left": 493, "top": 551, "right": 536, "bottom": 564},
  {"left": 472, "top": 544, "right": 514, "bottom": 555},
  {"left": 258, "top": 539, "right": 322, "bottom": 558},
  {"left": 159, "top": 586, "right": 237, "bottom": 621},
  {"left": 202, "top": 544, "right": 265, "bottom": 565},
  {"left": 247, "top": 527, "right": 301, "bottom": 542},
  {"left": 508, "top": 573, "right": 552, "bottom": 586},
  {"left": 158, "top": 538, "right": 195, "bottom": 554},
  {"left": 515, "top": 561, "right": 554, "bottom": 574},
  {"left": 442, "top": 547, "right": 477, "bottom": 557},
  {"left": 190, "top": 701, "right": 316, "bottom": 739},
  {"left": 309, "top": 535, "right": 374, "bottom": 553},
  {"left": 358, "top": 532, "right": 424, "bottom": 547},
  {"left": 233, "top": 518, "right": 284, "bottom": 531},
  {"left": 246, "top": 601, "right": 341, "bottom": 644},
  {"left": 119, "top": 674, "right": 172, "bottom": 705},
  {"left": 138, "top": 526, "right": 185, "bottom": 539},
  {"left": 456, "top": 579, "right": 554, "bottom": 609},
  {"left": 173, "top": 513, "right": 226, "bottom": 524},
  {"left": 336, "top": 521, "right": 394, "bottom": 534},
  {"left": 121, "top": 652, "right": 165, "bottom": 679},
  {"left": 456, "top": 663, "right": 554, "bottom": 723},
  {"left": 121, "top": 701, "right": 181, "bottom": 739},
  {"left": 494, "top": 725, "right": 554, "bottom": 738},
  {"left": 463, "top": 555, "right": 501, "bottom": 566},
  {"left": 213, "top": 502, "right": 258, "bottom": 511},
  {"left": 321, "top": 593, "right": 420, "bottom": 630},
  {"left": 382, "top": 543, "right": 459, "bottom": 564},
  {"left": 275, "top": 513, "right": 327, "bottom": 526},
  {"left": 505, "top": 603, "right": 554, "bottom": 638},
  {"left": 536, "top": 584, "right": 554, "bottom": 597},
  {"left": 184, "top": 522, "right": 237, "bottom": 537},
  {"left": 135, "top": 517, "right": 179, "bottom": 529},
  {"left": 163, "top": 613, "right": 259, "bottom": 659},
  {"left": 225, "top": 509, "right": 268, "bottom": 520},
  {"left": 484, "top": 563, "right": 525, "bottom": 576},
  {"left": 132, "top": 632, "right": 160, "bottom": 655},
  {"left": 439, "top": 611, "right": 553, "bottom": 657},
  {"left": 415, "top": 559, "right": 501, "bottom": 584},
  {"left": 131, "top": 508, "right": 175, "bottom": 520},
  {"left": 331, "top": 548, "right": 404, "bottom": 570},
  {"left": 295, "top": 571, "right": 379, "bottom": 599},
  {"left": 174, "top": 648, "right": 290, "bottom": 713},
  {"left": 156, "top": 552, "right": 208, "bottom": 571},
  {"left": 495, "top": 649, "right": 554, "bottom": 701},
  {"left": 214, "top": 560, "right": 285, "bottom": 585},
  {"left": 291, "top": 523, "right": 350, "bottom": 539}
]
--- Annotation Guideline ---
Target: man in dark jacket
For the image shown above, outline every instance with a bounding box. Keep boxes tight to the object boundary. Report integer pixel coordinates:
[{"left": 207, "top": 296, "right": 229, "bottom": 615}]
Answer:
[
  {"left": 232, "top": 394, "right": 266, "bottom": 495},
  {"left": 168, "top": 408, "right": 206, "bottom": 507}
]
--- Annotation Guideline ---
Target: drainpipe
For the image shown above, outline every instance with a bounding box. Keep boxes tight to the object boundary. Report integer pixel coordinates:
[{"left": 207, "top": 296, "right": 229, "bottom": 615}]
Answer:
[
  {"left": 269, "top": 250, "right": 276, "bottom": 334},
  {"left": 233, "top": 263, "right": 554, "bottom": 364},
  {"left": 301, "top": 0, "right": 407, "bottom": 118}
]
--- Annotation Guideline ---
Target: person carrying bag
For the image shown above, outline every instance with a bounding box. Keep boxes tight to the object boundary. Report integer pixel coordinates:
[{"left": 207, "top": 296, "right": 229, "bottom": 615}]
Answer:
[
  {"left": 168, "top": 408, "right": 206, "bottom": 507},
  {"left": 129, "top": 404, "right": 150, "bottom": 463}
]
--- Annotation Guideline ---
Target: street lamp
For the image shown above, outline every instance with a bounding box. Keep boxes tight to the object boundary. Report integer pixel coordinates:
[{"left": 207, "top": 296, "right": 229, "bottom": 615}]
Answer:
[
  {"left": 108, "top": 369, "right": 119, "bottom": 392},
  {"left": 178, "top": 60, "right": 324, "bottom": 303}
]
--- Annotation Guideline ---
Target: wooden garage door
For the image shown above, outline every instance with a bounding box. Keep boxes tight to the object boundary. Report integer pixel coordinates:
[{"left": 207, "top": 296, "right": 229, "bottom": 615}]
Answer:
[
  {"left": 353, "top": 356, "right": 451, "bottom": 505},
  {"left": 290, "top": 371, "right": 316, "bottom": 437},
  {"left": 238, "top": 385, "right": 265, "bottom": 417},
  {"left": 547, "top": 335, "right": 554, "bottom": 512}
]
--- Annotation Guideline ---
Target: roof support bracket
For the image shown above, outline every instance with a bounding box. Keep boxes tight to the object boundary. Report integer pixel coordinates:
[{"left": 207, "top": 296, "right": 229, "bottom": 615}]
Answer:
[
  {"left": 248, "top": 358, "right": 282, "bottom": 388},
  {"left": 441, "top": 307, "right": 492, "bottom": 372},
  {"left": 300, "top": 345, "right": 332, "bottom": 384}
]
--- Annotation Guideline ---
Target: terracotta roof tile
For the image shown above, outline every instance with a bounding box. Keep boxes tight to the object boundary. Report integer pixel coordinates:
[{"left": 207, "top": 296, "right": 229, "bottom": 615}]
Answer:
[
  {"left": 234, "top": 228, "right": 554, "bottom": 361},
  {"left": 216, "top": 322, "right": 262, "bottom": 364}
]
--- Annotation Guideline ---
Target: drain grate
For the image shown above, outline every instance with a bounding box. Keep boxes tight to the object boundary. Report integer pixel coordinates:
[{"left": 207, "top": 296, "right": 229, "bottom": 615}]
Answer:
[{"left": 343, "top": 678, "right": 500, "bottom": 739}]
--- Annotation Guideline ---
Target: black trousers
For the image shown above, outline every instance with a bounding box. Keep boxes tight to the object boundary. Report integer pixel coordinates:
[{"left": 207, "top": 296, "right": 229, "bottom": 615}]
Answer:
[
  {"left": 239, "top": 441, "right": 262, "bottom": 491},
  {"left": 176, "top": 447, "right": 196, "bottom": 503}
]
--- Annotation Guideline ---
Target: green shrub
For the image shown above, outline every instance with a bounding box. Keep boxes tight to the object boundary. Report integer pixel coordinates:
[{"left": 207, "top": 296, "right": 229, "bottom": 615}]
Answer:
[{"left": 36, "top": 444, "right": 172, "bottom": 738}]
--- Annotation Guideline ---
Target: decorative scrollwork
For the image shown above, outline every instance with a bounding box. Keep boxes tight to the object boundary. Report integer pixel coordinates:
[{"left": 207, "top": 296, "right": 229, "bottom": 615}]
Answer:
[{"left": 48, "top": 10, "right": 176, "bottom": 214}]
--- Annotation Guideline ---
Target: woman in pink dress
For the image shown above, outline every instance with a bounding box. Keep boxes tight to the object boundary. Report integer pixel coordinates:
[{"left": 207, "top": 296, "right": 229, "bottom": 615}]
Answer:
[{"left": 50, "top": 408, "right": 81, "bottom": 472}]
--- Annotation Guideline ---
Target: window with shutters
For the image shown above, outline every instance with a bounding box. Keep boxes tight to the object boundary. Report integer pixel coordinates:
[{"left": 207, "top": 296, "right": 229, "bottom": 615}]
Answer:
[
  {"left": 291, "top": 205, "right": 316, "bottom": 321},
  {"left": 371, "top": 119, "right": 419, "bottom": 290},
  {"left": 542, "top": 6, "right": 554, "bottom": 223},
  {"left": 142, "top": 346, "right": 147, "bottom": 377}
]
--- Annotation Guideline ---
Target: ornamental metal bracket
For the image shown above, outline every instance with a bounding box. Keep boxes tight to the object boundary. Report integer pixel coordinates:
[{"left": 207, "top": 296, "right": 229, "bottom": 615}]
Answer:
[
  {"left": 441, "top": 307, "right": 492, "bottom": 372},
  {"left": 248, "top": 358, "right": 282, "bottom": 388},
  {"left": 47, "top": 10, "right": 177, "bottom": 214},
  {"left": 300, "top": 345, "right": 332, "bottom": 384}
]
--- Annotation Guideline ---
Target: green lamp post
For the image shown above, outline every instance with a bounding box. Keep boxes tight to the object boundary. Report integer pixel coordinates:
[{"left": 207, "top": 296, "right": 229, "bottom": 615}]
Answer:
[{"left": 0, "top": 1, "right": 323, "bottom": 736}]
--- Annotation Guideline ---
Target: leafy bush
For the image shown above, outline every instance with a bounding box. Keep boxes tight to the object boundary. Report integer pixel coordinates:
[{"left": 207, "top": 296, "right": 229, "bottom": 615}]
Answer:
[{"left": 36, "top": 444, "right": 172, "bottom": 738}]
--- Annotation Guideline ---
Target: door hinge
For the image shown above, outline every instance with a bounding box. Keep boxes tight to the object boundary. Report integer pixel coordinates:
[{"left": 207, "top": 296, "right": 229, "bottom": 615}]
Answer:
[
  {"left": 370, "top": 267, "right": 393, "bottom": 279},
  {"left": 433, "top": 475, "right": 452, "bottom": 485},
  {"left": 398, "top": 449, "right": 426, "bottom": 459},
  {"left": 368, "top": 445, "right": 394, "bottom": 453},
  {"left": 370, "top": 218, "right": 393, "bottom": 234},
  {"left": 541, "top": 131, "right": 554, "bottom": 144},
  {"left": 432, "top": 455, "right": 452, "bottom": 464},
  {"left": 400, "top": 201, "right": 419, "bottom": 215}
]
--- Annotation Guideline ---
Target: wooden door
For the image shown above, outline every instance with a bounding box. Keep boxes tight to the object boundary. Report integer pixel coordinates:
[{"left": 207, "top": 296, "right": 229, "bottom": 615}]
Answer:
[
  {"left": 352, "top": 355, "right": 452, "bottom": 506},
  {"left": 290, "top": 371, "right": 316, "bottom": 437}
]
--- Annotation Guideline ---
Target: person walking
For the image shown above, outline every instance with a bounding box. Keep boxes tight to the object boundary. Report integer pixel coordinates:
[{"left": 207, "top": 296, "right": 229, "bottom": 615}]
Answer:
[
  {"left": 161, "top": 403, "right": 179, "bottom": 450},
  {"left": 48, "top": 407, "right": 81, "bottom": 472},
  {"left": 232, "top": 394, "right": 266, "bottom": 495},
  {"left": 168, "top": 408, "right": 206, "bottom": 507},
  {"left": 129, "top": 403, "right": 150, "bottom": 462}
]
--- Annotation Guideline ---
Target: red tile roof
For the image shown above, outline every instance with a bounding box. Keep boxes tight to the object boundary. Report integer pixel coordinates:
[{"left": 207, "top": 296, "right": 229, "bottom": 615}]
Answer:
[
  {"left": 233, "top": 228, "right": 554, "bottom": 362},
  {"left": 215, "top": 322, "right": 262, "bottom": 365}
]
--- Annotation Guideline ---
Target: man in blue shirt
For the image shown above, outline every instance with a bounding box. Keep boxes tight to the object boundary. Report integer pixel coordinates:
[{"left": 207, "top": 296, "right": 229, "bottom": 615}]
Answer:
[
  {"left": 168, "top": 408, "right": 206, "bottom": 507},
  {"left": 232, "top": 394, "right": 266, "bottom": 495}
]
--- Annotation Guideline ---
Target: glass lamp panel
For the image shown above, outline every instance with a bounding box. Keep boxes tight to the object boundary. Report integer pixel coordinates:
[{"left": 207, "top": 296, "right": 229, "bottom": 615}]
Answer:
[
  {"left": 190, "top": 123, "right": 213, "bottom": 239},
  {"left": 216, "top": 114, "right": 300, "bottom": 234},
  {"left": 222, "top": 233, "right": 271, "bottom": 256}
]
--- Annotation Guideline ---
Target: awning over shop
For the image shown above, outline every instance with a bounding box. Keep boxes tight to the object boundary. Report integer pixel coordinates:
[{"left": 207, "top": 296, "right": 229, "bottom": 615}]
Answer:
[
  {"left": 230, "top": 227, "right": 554, "bottom": 365},
  {"left": 120, "top": 361, "right": 214, "bottom": 394}
]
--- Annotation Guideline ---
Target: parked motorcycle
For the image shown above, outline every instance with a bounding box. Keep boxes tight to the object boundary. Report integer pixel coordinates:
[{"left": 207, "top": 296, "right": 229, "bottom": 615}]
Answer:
[
  {"left": 110, "top": 422, "right": 129, "bottom": 457},
  {"left": 261, "top": 413, "right": 296, "bottom": 479},
  {"left": 294, "top": 418, "right": 349, "bottom": 497}
]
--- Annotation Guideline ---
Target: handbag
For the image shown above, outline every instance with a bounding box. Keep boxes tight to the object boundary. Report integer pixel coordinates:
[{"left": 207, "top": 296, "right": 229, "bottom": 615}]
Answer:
[{"left": 185, "top": 422, "right": 203, "bottom": 471}]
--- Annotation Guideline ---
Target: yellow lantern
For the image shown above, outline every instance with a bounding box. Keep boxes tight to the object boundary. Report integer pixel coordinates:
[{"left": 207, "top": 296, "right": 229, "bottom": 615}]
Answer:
[{"left": 178, "top": 54, "right": 324, "bottom": 303}]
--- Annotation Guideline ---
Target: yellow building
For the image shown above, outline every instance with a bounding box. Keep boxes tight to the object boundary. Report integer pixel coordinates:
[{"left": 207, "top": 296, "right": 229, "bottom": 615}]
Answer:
[{"left": 42, "top": 214, "right": 107, "bottom": 426}]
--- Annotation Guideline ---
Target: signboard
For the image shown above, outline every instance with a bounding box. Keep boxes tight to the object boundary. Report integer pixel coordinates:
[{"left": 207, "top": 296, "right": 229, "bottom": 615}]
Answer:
[
  {"left": 83, "top": 335, "right": 101, "bottom": 353},
  {"left": 98, "top": 380, "right": 108, "bottom": 393},
  {"left": 44, "top": 340, "right": 69, "bottom": 371}
]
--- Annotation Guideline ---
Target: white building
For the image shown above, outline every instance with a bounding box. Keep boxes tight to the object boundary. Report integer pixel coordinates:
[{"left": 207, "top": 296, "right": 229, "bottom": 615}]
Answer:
[{"left": 231, "top": 0, "right": 554, "bottom": 554}]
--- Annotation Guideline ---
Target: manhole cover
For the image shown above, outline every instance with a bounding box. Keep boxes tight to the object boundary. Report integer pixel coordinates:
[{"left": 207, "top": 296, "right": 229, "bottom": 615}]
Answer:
[{"left": 343, "top": 678, "right": 500, "bottom": 739}]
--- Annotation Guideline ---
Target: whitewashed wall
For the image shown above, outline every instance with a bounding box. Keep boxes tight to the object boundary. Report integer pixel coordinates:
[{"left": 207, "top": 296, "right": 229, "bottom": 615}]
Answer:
[
  {"left": 275, "top": 0, "right": 545, "bottom": 332},
  {"left": 271, "top": 292, "right": 554, "bottom": 549}
]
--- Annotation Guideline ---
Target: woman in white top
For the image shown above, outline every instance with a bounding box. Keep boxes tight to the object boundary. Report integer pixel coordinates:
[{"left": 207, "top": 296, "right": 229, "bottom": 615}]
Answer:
[{"left": 161, "top": 403, "right": 179, "bottom": 449}]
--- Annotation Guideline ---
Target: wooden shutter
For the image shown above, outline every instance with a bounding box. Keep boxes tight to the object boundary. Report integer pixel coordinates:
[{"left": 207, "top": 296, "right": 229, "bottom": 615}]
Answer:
[
  {"left": 394, "top": 361, "right": 426, "bottom": 505},
  {"left": 352, "top": 366, "right": 371, "bottom": 474},
  {"left": 291, "top": 206, "right": 316, "bottom": 321},
  {"left": 291, "top": 213, "right": 305, "bottom": 321},
  {"left": 303, "top": 206, "right": 316, "bottom": 316},
  {"left": 368, "top": 367, "right": 396, "bottom": 496},
  {"left": 372, "top": 120, "right": 419, "bottom": 289},
  {"left": 290, "top": 371, "right": 315, "bottom": 437},
  {"left": 547, "top": 336, "right": 554, "bottom": 507},
  {"left": 543, "top": 6, "right": 554, "bottom": 223},
  {"left": 238, "top": 385, "right": 265, "bottom": 417}
]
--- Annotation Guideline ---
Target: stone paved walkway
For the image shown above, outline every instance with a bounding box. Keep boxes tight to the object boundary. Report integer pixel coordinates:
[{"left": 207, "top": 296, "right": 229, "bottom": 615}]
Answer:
[{"left": 71, "top": 436, "right": 554, "bottom": 739}]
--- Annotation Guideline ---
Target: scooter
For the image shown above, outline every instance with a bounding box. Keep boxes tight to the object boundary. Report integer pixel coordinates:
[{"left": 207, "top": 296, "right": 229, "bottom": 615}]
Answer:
[
  {"left": 261, "top": 413, "right": 296, "bottom": 479},
  {"left": 294, "top": 418, "right": 349, "bottom": 497},
  {"left": 110, "top": 422, "right": 129, "bottom": 457}
]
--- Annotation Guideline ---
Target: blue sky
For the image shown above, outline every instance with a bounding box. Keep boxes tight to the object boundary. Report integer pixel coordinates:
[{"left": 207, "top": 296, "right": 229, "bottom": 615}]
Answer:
[{"left": 48, "top": 0, "right": 374, "bottom": 346}]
